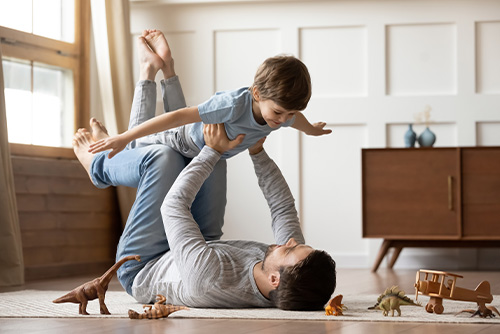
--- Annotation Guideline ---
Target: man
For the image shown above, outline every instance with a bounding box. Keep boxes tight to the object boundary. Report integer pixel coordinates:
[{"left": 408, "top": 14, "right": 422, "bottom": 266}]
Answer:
[
  {"left": 73, "top": 121, "right": 336, "bottom": 310},
  {"left": 132, "top": 123, "right": 337, "bottom": 310}
]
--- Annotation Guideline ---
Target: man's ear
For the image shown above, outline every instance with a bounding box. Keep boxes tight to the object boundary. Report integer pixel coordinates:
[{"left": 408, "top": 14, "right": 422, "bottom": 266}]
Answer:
[{"left": 268, "top": 272, "right": 280, "bottom": 289}]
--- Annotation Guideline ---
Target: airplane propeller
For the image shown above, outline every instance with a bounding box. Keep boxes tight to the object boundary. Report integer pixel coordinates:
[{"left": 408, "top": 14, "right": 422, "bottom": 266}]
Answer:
[{"left": 414, "top": 270, "right": 420, "bottom": 301}]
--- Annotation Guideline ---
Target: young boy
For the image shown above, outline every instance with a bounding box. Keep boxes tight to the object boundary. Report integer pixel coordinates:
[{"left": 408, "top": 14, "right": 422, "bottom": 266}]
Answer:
[{"left": 88, "top": 30, "right": 330, "bottom": 159}]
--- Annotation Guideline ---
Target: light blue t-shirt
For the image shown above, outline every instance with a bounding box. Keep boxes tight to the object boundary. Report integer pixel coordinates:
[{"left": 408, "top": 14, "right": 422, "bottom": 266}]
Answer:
[{"left": 190, "top": 87, "right": 296, "bottom": 159}]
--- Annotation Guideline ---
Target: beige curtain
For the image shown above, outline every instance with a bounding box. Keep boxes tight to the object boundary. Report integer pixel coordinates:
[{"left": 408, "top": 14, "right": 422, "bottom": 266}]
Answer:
[
  {"left": 0, "top": 45, "right": 25, "bottom": 286},
  {"left": 91, "top": 0, "right": 136, "bottom": 226}
]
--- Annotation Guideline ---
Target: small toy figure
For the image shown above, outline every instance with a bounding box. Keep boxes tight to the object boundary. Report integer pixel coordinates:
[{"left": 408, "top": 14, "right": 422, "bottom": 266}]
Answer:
[
  {"left": 53, "top": 255, "right": 141, "bottom": 315},
  {"left": 369, "top": 286, "right": 421, "bottom": 317},
  {"left": 325, "top": 294, "right": 347, "bottom": 316},
  {"left": 415, "top": 269, "right": 499, "bottom": 317},
  {"left": 456, "top": 305, "right": 500, "bottom": 318},
  {"left": 128, "top": 294, "right": 188, "bottom": 319}
]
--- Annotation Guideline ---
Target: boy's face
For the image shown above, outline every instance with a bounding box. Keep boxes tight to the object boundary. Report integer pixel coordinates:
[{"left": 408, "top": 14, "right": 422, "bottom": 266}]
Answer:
[{"left": 257, "top": 99, "right": 298, "bottom": 128}]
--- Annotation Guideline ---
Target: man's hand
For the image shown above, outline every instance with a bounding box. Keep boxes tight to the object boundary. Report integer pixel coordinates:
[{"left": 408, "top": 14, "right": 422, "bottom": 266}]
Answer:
[
  {"left": 248, "top": 137, "right": 266, "bottom": 155},
  {"left": 307, "top": 122, "right": 332, "bottom": 136},
  {"left": 203, "top": 123, "right": 245, "bottom": 154},
  {"left": 89, "top": 133, "right": 129, "bottom": 159}
]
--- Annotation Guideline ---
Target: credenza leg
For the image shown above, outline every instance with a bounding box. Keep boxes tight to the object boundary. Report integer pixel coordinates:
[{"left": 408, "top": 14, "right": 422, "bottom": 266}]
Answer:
[
  {"left": 371, "top": 239, "right": 392, "bottom": 272},
  {"left": 388, "top": 246, "right": 403, "bottom": 269}
]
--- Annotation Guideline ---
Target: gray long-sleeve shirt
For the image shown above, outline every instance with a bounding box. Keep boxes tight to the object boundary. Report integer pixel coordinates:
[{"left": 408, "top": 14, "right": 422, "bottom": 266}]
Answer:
[{"left": 131, "top": 146, "right": 304, "bottom": 307}]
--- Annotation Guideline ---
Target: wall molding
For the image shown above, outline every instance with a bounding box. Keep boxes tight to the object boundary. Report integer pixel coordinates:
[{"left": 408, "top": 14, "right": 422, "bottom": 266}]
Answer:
[{"left": 130, "top": 0, "right": 500, "bottom": 269}]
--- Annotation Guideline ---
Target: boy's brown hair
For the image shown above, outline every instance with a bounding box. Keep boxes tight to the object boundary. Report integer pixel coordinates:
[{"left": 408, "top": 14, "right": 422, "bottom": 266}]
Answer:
[{"left": 251, "top": 55, "right": 312, "bottom": 111}]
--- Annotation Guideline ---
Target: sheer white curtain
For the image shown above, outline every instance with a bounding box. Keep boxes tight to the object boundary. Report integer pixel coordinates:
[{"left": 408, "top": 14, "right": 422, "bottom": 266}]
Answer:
[
  {"left": 91, "top": 0, "right": 135, "bottom": 226},
  {"left": 0, "top": 45, "right": 25, "bottom": 286}
]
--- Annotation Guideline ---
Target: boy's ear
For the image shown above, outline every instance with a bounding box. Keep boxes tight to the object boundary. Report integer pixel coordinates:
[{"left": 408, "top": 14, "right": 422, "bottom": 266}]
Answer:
[{"left": 252, "top": 87, "right": 260, "bottom": 101}]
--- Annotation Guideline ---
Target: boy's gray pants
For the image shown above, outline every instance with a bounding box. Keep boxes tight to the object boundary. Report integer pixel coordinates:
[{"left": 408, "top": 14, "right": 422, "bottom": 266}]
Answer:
[{"left": 127, "top": 76, "right": 200, "bottom": 158}]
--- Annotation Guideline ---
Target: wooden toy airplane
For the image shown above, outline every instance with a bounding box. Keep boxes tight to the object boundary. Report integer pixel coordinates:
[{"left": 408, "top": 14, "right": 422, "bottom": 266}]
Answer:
[{"left": 414, "top": 269, "right": 499, "bottom": 317}]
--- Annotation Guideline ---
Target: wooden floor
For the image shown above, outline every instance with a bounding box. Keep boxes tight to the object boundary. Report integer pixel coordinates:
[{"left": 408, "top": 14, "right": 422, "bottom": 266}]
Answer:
[{"left": 1, "top": 269, "right": 499, "bottom": 333}]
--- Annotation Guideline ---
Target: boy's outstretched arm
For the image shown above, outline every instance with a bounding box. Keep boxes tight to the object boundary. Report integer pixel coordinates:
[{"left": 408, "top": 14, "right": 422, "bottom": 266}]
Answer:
[
  {"left": 88, "top": 106, "right": 202, "bottom": 158},
  {"left": 291, "top": 111, "right": 332, "bottom": 136}
]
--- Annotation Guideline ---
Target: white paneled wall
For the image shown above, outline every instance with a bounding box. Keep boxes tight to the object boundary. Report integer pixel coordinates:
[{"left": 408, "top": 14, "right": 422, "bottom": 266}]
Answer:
[
  {"left": 477, "top": 122, "right": 500, "bottom": 146},
  {"left": 130, "top": 0, "right": 500, "bottom": 269},
  {"left": 300, "top": 26, "right": 367, "bottom": 97},
  {"left": 301, "top": 125, "right": 368, "bottom": 267},
  {"left": 476, "top": 21, "right": 500, "bottom": 94},
  {"left": 215, "top": 29, "right": 281, "bottom": 92},
  {"left": 387, "top": 23, "right": 457, "bottom": 96}
]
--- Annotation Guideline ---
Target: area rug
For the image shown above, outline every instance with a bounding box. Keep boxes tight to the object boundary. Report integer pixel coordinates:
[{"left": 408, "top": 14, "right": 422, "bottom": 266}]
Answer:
[{"left": 0, "top": 290, "right": 499, "bottom": 324}]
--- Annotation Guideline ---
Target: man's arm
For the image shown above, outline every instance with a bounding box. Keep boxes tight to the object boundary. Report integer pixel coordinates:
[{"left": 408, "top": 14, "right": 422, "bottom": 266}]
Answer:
[
  {"left": 161, "top": 124, "right": 244, "bottom": 291},
  {"left": 249, "top": 141, "right": 305, "bottom": 245},
  {"left": 89, "top": 106, "right": 202, "bottom": 158},
  {"left": 291, "top": 111, "right": 332, "bottom": 136},
  {"left": 161, "top": 145, "right": 223, "bottom": 291}
]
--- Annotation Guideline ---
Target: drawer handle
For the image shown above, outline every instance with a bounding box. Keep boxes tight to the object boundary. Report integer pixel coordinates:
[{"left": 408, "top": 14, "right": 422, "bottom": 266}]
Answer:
[{"left": 448, "top": 176, "right": 453, "bottom": 211}]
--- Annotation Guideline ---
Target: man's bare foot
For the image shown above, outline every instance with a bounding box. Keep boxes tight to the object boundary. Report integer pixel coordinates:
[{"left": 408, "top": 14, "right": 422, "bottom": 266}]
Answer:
[
  {"left": 72, "top": 128, "right": 95, "bottom": 182},
  {"left": 90, "top": 117, "right": 109, "bottom": 141},
  {"left": 138, "top": 35, "right": 164, "bottom": 81},
  {"left": 142, "top": 29, "right": 176, "bottom": 78}
]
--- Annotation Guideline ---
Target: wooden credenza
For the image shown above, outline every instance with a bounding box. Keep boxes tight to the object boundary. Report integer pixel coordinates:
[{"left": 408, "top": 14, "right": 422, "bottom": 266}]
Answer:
[{"left": 362, "top": 147, "right": 500, "bottom": 272}]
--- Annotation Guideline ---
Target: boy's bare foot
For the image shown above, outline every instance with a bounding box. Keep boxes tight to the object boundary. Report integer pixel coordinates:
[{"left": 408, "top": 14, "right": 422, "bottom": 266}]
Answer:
[
  {"left": 142, "top": 29, "right": 176, "bottom": 78},
  {"left": 72, "top": 129, "right": 95, "bottom": 182},
  {"left": 138, "top": 35, "right": 164, "bottom": 81},
  {"left": 90, "top": 117, "right": 109, "bottom": 141}
]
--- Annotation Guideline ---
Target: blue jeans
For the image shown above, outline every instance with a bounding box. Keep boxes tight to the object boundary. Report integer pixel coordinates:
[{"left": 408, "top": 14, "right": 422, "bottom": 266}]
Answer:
[{"left": 89, "top": 77, "right": 226, "bottom": 294}]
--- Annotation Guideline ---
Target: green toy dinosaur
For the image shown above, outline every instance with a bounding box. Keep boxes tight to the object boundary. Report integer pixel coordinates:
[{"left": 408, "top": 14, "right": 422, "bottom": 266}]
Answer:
[{"left": 369, "top": 285, "right": 421, "bottom": 316}]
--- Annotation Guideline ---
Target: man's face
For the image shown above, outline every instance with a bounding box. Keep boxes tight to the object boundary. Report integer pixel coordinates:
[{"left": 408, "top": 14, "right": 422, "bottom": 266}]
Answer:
[{"left": 261, "top": 238, "right": 314, "bottom": 272}]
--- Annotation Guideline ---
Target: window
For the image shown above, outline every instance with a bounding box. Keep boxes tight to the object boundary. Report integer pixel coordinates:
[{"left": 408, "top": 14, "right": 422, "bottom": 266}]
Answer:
[
  {"left": 0, "top": 0, "right": 75, "bottom": 42},
  {"left": 0, "top": 0, "right": 89, "bottom": 155},
  {"left": 3, "top": 58, "right": 74, "bottom": 147}
]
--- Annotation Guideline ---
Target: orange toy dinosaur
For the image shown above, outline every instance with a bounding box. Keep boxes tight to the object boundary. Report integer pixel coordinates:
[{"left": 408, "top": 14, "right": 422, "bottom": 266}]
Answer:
[
  {"left": 128, "top": 294, "right": 188, "bottom": 319},
  {"left": 53, "top": 255, "right": 141, "bottom": 315},
  {"left": 325, "top": 294, "right": 347, "bottom": 316}
]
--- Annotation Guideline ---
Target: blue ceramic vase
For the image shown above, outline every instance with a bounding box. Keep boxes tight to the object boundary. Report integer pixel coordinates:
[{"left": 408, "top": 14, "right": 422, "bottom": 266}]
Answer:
[
  {"left": 418, "top": 127, "right": 436, "bottom": 147},
  {"left": 404, "top": 124, "right": 417, "bottom": 148}
]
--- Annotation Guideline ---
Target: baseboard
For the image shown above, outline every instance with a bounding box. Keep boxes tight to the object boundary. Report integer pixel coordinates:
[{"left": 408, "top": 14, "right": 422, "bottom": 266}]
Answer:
[
  {"left": 382, "top": 248, "right": 500, "bottom": 271},
  {"left": 330, "top": 254, "right": 371, "bottom": 268},
  {"left": 335, "top": 248, "right": 500, "bottom": 270}
]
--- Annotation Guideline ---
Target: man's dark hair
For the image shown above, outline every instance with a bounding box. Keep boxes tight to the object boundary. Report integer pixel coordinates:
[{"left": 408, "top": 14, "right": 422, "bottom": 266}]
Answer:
[{"left": 269, "top": 250, "right": 336, "bottom": 310}]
